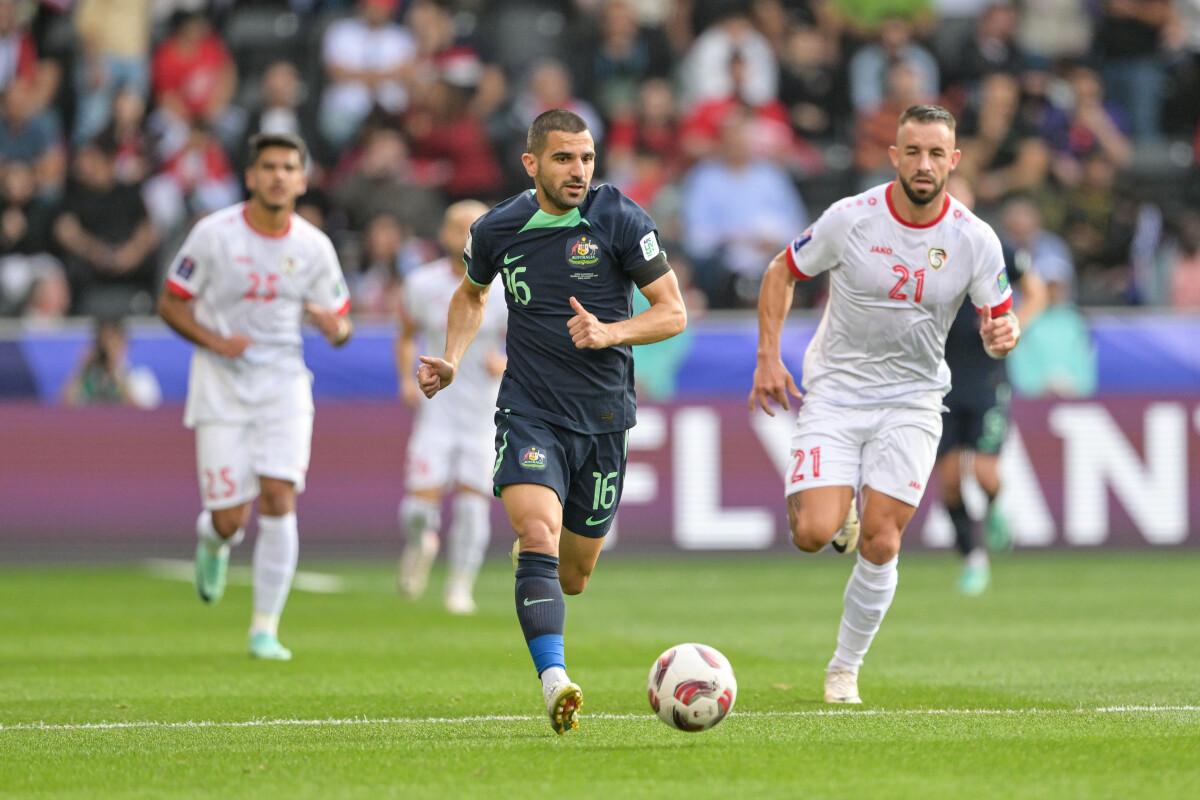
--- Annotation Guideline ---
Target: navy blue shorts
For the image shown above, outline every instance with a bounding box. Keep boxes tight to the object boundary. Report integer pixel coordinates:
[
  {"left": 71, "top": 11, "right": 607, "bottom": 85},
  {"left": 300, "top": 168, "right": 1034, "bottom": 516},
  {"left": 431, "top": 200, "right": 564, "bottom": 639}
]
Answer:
[
  {"left": 938, "top": 383, "right": 1011, "bottom": 457},
  {"left": 492, "top": 410, "right": 628, "bottom": 538}
]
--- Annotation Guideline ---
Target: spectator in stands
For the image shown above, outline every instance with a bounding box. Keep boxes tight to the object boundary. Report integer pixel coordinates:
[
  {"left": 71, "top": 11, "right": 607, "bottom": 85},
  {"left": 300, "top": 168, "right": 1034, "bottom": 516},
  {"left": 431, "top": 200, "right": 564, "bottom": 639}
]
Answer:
[
  {"left": 568, "top": 0, "right": 672, "bottom": 121},
  {"left": 855, "top": 61, "right": 933, "bottom": 187},
  {"left": 1168, "top": 210, "right": 1200, "bottom": 309},
  {"left": 0, "top": 0, "right": 60, "bottom": 118},
  {"left": 607, "top": 77, "right": 681, "bottom": 182},
  {"left": 1057, "top": 152, "right": 1138, "bottom": 303},
  {"left": 406, "top": 0, "right": 506, "bottom": 121},
  {"left": 144, "top": 122, "right": 240, "bottom": 233},
  {"left": 150, "top": 10, "right": 240, "bottom": 153},
  {"left": 53, "top": 136, "right": 159, "bottom": 316},
  {"left": 1046, "top": 64, "right": 1132, "bottom": 187},
  {"left": 0, "top": 81, "right": 64, "bottom": 197},
  {"left": 1002, "top": 195, "right": 1076, "bottom": 302},
  {"left": 777, "top": 24, "right": 844, "bottom": 144},
  {"left": 678, "top": 6, "right": 778, "bottom": 111},
  {"left": 331, "top": 126, "right": 442, "bottom": 239},
  {"left": 0, "top": 159, "right": 66, "bottom": 317},
  {"left": 957, "top": 71, "right": 1049, "bottom": 206},
  {"left": 61, "top": 316, "right": 161, "bottom": 408},
  {"left": 72, "top": 0, "right": 152, "bottom": 144},
  {"left": 403, "top": 74, "right": 502, "bottom": 202},
  {"left": 848, "top": 15, "right": 939, "bottom": 115},
  {"left": 349, "top": 212, "right": 422, "bottom": 317},
  {"left": 245, "top": 61, "right": 315, "bottom": 157},
  {"left": 1015, "top": 0, "right": 1092, "bottom": 64},
  {"left": 319, "top": 0, "right": 417, "bottom": 150},
  {"left": 680, "top": 107, "right": 808, "bottom": 307},
  {"left": 939, "top": 2, "right": 1023, "bottom": 97},
  {"left": 106, "top": 88, "right": 150, "bottom": 185},
  {"left": 1092, "top": 0, "right": 1171, "bottom": 142}
]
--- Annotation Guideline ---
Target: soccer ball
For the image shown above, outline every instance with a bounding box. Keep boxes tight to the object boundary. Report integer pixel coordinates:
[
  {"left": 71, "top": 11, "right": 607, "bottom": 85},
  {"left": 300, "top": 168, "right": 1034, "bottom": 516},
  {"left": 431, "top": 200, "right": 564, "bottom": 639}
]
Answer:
[{"left": 646, "top": 643, "right": 737, "bottom": 732}]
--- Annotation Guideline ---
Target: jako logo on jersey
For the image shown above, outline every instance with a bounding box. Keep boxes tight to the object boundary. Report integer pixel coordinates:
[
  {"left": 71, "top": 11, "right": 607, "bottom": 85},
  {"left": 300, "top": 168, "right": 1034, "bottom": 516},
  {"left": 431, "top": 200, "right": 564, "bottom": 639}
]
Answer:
[
  {"left": 928, "top": 248, "right": 948, "bottom": 270},
  {"left": 519, "top": 447, "right": 547, "bottom": 470},
  {"left": 909, "top": 480, "right": 923, "bottom": 490},
  {"left": 175, "top": 256, "right": 196, "bottom": 280},
  {"left": 870, "top": 245, "right": 893, "bottom": 255},
  {"left": 566, "top": 235, "right": 601, "bottom": 266}
]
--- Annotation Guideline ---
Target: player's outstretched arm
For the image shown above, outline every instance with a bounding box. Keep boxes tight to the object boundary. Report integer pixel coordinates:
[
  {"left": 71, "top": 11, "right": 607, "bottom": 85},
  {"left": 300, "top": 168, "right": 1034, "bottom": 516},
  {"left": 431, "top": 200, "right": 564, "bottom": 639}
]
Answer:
[
  {"left": 418, "top": 277, "right": 489, "bottom": 398},
  {"left": 305, "top": 303, "right": 353, "bottom": 348},
  {"left": 157, "top": 290, "right": 251, "bottom": 359},
  {"left": 748, "top": 249, "right": 801, "bottom": 416},
  {"left": 394, "top": 312, "right": 422, "bottom": 407},
  {"left": 569, "top": 270, "right": 686, "bottom": 349}
]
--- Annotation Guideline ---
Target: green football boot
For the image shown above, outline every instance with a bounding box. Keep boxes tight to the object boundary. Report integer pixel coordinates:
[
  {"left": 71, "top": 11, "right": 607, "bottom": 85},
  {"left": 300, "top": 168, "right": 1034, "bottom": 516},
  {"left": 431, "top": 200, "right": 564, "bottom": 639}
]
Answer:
[
  {"left": 248, "top": 631, "right": 292, "bottom": 661},
  {"left": 984, "top": 504, "right": 1012, "bottom": 552},
  {"left": 194, "top": 541, "right": 229, "bottom": 604}
]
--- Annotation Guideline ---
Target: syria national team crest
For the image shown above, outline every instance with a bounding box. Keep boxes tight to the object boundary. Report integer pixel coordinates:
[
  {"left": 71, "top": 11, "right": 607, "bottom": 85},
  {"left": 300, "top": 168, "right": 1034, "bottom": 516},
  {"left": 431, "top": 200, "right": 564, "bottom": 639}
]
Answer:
[
  {"left": 519, "top": 446, "right": 547, "bottom": 470},
  {"left": 928, "top": 247, "right": 948, "bottom": 270},
  {"left": 566, "top": 235, "right": 601, "bottom": 266}
]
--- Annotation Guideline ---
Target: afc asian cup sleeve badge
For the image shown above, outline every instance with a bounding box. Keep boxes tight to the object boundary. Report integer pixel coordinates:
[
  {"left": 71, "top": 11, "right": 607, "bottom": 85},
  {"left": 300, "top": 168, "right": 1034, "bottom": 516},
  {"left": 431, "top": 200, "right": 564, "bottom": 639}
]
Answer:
[{"left": 175, "top": 255, "right": 196, "bottom": 280}]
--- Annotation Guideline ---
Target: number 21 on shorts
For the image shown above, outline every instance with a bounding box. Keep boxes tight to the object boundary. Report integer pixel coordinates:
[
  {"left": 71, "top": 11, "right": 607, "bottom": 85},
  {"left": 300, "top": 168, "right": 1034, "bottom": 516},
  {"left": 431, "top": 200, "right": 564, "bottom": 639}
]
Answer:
[{"left": 789, "top": 446, "right": 821, "bottom": 484}]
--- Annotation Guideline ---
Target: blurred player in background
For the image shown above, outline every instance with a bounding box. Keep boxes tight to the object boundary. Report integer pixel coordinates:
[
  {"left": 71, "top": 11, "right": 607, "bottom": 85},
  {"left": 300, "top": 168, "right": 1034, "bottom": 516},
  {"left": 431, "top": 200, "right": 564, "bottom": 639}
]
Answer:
[
  {"left": 158, "top": 133, "right": 353, "bottom": 661},
  {"left": 395, "top": 199, "right": 506, "bottom": 615},
  {"left": 937, "top": 176, "right": 1047, "bottom": 596},
  {"left": 417, "top": 109, "right": 687, "bottom": 733},
  {"left": 749, "top": 106, "right": 1020, "bottom": 704}
]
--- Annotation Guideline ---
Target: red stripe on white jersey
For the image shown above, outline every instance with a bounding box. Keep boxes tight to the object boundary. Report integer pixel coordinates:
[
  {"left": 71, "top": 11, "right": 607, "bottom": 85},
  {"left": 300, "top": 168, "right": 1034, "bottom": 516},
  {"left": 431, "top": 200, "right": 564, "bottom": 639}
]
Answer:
[
  {"left": 784, "top": 246, "right": 810, "bottom": 281},
  {"left": 165, "top": 280, "right": 194, "bottom": 300},
  {"left": 978, "top": 295, "right": 1013, "bottom": 318}
]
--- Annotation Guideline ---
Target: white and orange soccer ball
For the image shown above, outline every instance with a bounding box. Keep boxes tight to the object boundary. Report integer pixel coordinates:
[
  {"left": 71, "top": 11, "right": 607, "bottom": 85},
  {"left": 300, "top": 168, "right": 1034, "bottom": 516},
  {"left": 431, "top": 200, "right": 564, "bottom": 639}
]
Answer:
[{"left": 646, "top": 643, "right": 737, "bottom": 732}]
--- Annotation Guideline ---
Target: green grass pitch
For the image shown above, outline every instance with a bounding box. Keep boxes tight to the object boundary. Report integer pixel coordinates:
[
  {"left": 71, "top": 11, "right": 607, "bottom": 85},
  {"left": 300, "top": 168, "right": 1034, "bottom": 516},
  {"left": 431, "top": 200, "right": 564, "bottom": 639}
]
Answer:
[{"left": 2, "top": 551, "right": 1198, "bottom": 799}]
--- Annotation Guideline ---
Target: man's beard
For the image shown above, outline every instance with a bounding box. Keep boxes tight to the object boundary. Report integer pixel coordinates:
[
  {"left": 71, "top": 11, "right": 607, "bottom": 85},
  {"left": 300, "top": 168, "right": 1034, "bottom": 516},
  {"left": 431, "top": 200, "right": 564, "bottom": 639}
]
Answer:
[
  {"left": 898, "top": 173, "right": 943, "bottom": 206},
  {"left": 538, "top": 175, "right": 588, "bottom": 211}
]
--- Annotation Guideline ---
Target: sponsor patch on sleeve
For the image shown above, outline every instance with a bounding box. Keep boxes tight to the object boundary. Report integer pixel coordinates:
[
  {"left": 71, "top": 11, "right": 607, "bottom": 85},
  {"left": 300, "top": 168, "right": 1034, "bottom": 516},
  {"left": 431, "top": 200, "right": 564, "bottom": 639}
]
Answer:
[
  {"left": 175, "top": 256, "right": 196, "bottom": 280},
  {"left": 639, "top": 231, "right": 661, "bottom": 262},
  {"left": 464, "top": 231, "right": 473, "bottom": 260}
]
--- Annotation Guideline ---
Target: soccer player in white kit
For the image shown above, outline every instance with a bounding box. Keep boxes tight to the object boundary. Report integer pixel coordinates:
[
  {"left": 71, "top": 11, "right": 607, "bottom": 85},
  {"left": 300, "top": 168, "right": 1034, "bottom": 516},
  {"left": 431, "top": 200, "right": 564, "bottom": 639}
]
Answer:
[
  {"left": 748, "top": 106, "right": 1020, "bottom": 703},
  {"left": 157, "top": 133, "right": 353, "bottom": 661},
  {"left": 395, "top": 200, "right": 506, "bottom": 614}
]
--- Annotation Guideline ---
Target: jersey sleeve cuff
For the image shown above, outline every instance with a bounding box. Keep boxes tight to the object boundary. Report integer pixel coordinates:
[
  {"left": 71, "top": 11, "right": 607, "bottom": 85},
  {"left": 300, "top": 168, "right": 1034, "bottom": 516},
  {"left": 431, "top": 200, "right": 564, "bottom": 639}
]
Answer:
[
  {"left": 165, "top": 280, "right": 194, "bottom": 300},
  {"left": 978, "top": 295, "right": 1013, "bottom": 318},
  {"left": 465, "top": 272, "right": 490, "bottom": 288},
  {"left": 784, "top": 247, "right": 811, "bottom": 281},
  {"left": 334, "top": 297, "right": 351, "bottom": 316}
]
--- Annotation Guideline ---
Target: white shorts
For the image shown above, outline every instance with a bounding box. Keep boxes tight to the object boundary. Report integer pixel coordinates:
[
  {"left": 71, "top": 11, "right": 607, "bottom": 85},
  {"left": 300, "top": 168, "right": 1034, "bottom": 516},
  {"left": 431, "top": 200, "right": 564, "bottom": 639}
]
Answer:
[
  {"left": 195, "top": 414, "right": 313, "bottom": 510},
  {"left": 786, "top": 400, "right": 941, "bottom": 507},
  {"left": 405, "top": 416, "right": 494, "bottom": 495}
]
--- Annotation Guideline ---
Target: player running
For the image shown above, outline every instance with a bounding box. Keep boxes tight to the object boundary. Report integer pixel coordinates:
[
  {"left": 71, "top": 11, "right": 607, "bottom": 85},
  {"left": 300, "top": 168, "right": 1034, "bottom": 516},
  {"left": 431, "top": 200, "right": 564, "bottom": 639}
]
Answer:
[
  {"left": 395, "top": 200, "right": 506, "bottom": 614},
  {"left": 417, "top": 109, "right": 687, "bottom": 733},
  {"left": 158, "top": 132, "right": 353, "bottom": 661},
  {"left": 748, "top": 106, "right": 1020, "bottom": 704}
]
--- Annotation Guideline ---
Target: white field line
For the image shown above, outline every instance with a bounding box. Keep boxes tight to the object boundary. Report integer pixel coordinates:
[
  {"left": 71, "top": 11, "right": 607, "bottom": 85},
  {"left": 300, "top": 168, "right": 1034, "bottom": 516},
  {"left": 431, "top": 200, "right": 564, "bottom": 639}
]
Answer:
[
  {"left": 3, "top": 706, "right": 1198, "bottom": 734},
  {"left": 143, "top": 559, "right": 346, "bottom": 594}
]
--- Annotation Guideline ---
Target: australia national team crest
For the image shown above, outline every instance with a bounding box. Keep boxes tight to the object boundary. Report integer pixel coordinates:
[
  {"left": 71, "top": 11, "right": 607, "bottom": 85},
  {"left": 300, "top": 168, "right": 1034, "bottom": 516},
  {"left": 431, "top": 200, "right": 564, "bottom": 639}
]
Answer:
[
  {"left": 928, "top": 247, "right": 948, "bottom": 270},
  {"left": 519, "top": 446, "right": 547, "bottom": 470},
  {"left": 566, "top": 235, "right": 601, "bottom": 266}
]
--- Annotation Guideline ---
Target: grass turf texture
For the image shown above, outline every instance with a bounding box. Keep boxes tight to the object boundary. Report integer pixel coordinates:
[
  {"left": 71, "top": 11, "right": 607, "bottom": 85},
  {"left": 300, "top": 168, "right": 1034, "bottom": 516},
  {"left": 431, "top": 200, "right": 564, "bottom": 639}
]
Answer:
[{"left": 1, "top": 551, "right": 1197, "bottom": 799}]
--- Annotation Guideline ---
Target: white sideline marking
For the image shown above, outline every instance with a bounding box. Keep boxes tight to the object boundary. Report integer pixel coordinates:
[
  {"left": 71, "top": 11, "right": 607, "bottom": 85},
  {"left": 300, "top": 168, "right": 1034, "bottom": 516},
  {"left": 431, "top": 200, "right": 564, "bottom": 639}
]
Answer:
[
  {"left": 143, "top": 559, "right": 346, "bottom": 594},
  {"left": 4, "top": 706, "right": 1198, "bottom": 734}
]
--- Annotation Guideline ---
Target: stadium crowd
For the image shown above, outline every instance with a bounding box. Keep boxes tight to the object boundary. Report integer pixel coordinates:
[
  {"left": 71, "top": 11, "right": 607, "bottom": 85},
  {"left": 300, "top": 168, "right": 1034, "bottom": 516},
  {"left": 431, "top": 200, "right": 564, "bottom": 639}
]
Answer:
[{"left": 1, "top": 0, "right": 1199, "bottom": 322}]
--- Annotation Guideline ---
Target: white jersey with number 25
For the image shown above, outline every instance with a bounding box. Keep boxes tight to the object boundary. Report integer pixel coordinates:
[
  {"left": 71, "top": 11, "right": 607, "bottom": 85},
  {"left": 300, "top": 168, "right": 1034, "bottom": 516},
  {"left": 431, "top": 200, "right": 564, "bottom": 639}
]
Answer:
[
  {"left": 786, "top": 182, "right": 1012, "bottom": 412},
  {"left": 165, "top": 203, "right": 350, "bottom": 427}
]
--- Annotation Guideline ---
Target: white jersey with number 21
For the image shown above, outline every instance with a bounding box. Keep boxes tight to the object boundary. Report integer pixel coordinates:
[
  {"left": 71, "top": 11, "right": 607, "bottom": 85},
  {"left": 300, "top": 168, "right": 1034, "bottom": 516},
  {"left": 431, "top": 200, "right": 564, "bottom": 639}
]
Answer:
[{"left": 786, "top": 182, "right": 1012, "bottom": 412}]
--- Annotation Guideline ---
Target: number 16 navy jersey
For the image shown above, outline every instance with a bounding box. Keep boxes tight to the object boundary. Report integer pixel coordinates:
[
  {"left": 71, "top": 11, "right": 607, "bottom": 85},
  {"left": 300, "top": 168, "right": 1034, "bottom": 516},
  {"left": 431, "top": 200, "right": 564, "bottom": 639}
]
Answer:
[{"left": 465, "top": 184, "right": 670, "bottom": 435}]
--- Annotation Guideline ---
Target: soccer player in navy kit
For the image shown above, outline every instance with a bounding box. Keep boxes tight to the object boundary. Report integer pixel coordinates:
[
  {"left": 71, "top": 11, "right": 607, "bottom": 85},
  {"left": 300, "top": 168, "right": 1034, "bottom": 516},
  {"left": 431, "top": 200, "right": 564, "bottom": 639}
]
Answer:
[{"left": 417, "top": 109, "right": 687, "bottom": 734}]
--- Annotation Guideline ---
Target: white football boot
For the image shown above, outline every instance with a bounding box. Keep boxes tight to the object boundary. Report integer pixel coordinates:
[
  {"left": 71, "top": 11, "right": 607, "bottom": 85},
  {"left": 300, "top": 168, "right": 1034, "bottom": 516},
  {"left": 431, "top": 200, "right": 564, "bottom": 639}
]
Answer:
[{"left": 824, "top": 668, "right": 862, "bottom": 704}]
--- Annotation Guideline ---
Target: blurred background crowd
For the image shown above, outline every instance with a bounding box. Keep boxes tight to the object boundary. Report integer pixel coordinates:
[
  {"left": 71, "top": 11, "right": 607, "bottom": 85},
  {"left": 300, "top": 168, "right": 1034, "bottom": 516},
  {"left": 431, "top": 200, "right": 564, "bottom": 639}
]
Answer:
[{"left": 1, "top": 0, "right": 1199, "bottom": 329}]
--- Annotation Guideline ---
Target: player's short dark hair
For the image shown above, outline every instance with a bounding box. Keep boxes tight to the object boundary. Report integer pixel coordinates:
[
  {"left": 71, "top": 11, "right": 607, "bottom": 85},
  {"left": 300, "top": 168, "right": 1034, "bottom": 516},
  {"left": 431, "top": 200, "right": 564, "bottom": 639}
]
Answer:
[
  {"left": 247, "top": 132, "right": 308, "bottom": 167},
  {"left": 526, "top": 109, "right": 589, "bottom": 155},
  {"left": 898, "top": 104, "right": 956, "bottom": 131}
]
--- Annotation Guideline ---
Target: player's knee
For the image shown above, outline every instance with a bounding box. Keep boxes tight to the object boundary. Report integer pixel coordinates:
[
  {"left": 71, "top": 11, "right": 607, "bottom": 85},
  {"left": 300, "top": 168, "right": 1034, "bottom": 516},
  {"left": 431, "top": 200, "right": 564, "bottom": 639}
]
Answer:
[
  {"left": 515, "top": 517, "right": 557, "bottom": 554},
  {"left": 258, "top": 484, "right": 296, "bottom": 516},
  {"left": 788, "top": 509, "right": 833, "bottom": 553},
  {"left": 860, "top": 525, "right": 902, "bottom": 563},
  {"left": 212, "top": 505, "right": 249, "bottom": 538}
]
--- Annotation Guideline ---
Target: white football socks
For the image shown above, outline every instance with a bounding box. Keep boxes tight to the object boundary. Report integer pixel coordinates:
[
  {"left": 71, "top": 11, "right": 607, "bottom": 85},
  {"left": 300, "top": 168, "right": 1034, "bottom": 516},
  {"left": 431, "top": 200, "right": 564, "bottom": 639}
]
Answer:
[
  {"left": 251, "top": 512, "right": 299, "bottom": 637},
  {"left": 447, "top": 492, "right": 490, "bottom": 588},
  {"left": 829, "top": 553, "right": 899, "bottom": 674},
  {"left": 541, "top": 666, "right": 568, "bottom": 693},
  {"left": 400, "top": 497, "right": 441, "bottom": 544},
  {"left": 196, "top": 510, "right": 244, "bottom": 551}
]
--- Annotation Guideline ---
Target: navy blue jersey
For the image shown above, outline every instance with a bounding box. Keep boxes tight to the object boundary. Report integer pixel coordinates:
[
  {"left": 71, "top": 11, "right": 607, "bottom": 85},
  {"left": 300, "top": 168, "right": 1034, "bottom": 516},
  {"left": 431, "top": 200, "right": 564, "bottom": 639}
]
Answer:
[
  {"left": 465, "top": 185, "right": 670, "bottom": 434},
  {"left": 944, "top": 243, "right": 1027, "bottom": 398}
]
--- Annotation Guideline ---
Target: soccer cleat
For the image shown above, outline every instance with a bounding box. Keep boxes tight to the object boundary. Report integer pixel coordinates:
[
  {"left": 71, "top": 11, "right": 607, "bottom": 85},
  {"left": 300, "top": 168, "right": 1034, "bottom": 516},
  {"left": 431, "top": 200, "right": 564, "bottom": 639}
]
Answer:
[
  {"left": 444, "top": 581, "right": 477, "bottom": 615},
  {"left": 831, "top": 500, "right": 860, "bottom": 554},
  {"left": 398, "top": 531, "right": 440, "bottom": 599},
  {"left": 194, "top": 541, "right": 229, "bottom": 604},
  {"left": 544, "top": 680, "right": 583, "bottom": 734},
  {"left": 985, "top": 504, "right": 1012, "bottom": 552},
  {"left": 823, "top": 668, "right": 862, "bottom": 704},
  {"left": 958, "top": 560, "right": 991, "bottom": 596},
  {"left": 248, "top": 631, "right": 293, "bottom": 661}
]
